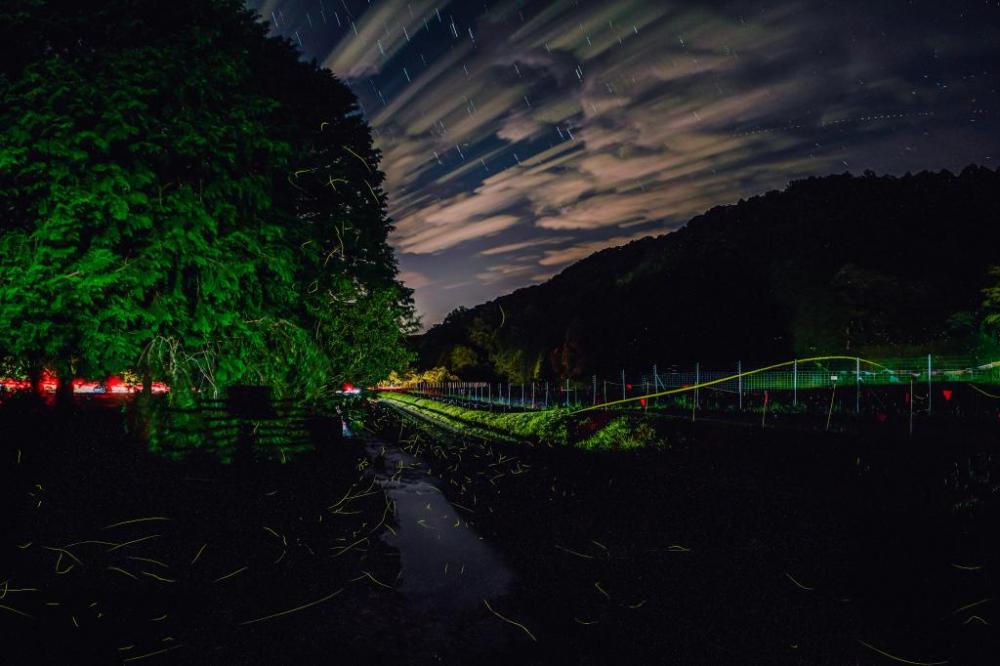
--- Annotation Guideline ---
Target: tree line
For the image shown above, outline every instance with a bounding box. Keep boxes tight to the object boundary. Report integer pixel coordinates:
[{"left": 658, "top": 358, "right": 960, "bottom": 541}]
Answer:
[
  {"left": 0, "top": 0, "right": 415, "bottom": 402},
  {"left": 418, "top": 167, "right": 1000, "bottom": 382}
]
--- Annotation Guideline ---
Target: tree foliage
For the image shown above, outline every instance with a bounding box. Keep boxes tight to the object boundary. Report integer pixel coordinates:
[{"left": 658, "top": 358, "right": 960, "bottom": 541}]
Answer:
[{"left": 0, "top": 0, "right": 414, "bottom": 398}]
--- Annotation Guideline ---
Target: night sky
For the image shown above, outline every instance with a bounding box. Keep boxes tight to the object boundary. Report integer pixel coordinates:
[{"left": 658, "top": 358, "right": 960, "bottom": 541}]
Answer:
[{"left": 246, "top": 0, "right": 1000, "bottom": 328}]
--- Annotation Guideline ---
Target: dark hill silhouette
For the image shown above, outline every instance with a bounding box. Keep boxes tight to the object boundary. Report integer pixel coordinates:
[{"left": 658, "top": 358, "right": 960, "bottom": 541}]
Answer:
[{"left": 417, "top": 166, "right": 1000, "bottom": 381}]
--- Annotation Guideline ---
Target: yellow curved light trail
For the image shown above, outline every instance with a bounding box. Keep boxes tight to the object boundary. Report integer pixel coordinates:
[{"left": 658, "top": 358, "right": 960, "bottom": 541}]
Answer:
[{"left": 572, "top": 355, "right": 895, "bottom": 415}]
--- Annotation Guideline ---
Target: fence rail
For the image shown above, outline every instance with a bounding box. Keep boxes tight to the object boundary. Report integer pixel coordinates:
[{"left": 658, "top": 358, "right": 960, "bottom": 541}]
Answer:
[{"left": 382, "top": 355, "right": 1000, "bottom": 417}]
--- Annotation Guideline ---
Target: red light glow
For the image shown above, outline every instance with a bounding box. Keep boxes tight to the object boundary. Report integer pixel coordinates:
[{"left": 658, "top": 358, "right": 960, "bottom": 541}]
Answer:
[{"left": 0, "top": 373, "right": 169, "bottom": 395}]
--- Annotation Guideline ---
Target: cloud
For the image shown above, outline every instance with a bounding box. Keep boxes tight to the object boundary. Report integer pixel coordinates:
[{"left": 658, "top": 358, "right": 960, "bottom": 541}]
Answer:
[
  {"left": 497, "top": 113, "right": 546, "bottom": 142},
  {"left": 322, "top": 0, "right": 440, "bottom": 79},
  {"left": 480, "top": 236, "right": 569, "bottom": 256},
  {"left": 538, "top": 230, "right": 661, "bottom": 267},
  {"left": 397, "top": 269, "right": 432, "bottom": 289},
  {"left": 251, "top": 0, "right": 1000, "bottom": 326},
  {"left": 397, "top": 214, "right": 522, "bottom": 254},
  {"left": 475, "top": 261, "right": 536, "bottom": 284}
]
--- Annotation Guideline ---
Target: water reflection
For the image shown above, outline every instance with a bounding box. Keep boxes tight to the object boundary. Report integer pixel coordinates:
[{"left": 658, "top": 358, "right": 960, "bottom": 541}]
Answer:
[{"left": 363, "top": 438, "right": 513, "bottom": 613}]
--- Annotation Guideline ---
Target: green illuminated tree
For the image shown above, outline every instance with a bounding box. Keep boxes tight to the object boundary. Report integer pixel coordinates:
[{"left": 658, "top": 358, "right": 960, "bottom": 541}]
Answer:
[{"left": 0, "top": 0, "right": 414, "bottom": 402}]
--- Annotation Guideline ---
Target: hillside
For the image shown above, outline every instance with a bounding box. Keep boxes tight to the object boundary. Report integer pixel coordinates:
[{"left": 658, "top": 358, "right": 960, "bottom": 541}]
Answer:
[{"left": 417, "top": 166, "right": 1000, "bottom": 381}]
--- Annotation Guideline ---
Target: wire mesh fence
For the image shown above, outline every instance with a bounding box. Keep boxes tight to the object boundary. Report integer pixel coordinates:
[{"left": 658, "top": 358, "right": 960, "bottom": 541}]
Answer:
[{"left": 391, "top": 355, "right": 1000, "bottom": 420}]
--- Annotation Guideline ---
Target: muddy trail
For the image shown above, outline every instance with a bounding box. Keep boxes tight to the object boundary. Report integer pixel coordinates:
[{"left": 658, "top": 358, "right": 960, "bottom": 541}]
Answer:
[{"left": 373, "top": 399, "right": 1000, "bottom": 665}]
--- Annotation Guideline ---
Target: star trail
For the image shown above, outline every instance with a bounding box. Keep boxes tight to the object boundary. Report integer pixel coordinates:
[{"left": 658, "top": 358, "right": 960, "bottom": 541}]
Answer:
[{"left": 247, "top": 0, "right": 1000, "bottom": 327}]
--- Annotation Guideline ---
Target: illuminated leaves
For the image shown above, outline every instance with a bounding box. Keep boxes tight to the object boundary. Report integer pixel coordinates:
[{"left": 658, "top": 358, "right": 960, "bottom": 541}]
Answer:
[{"left": 0, "top": 0, "right": 414, "bottom": 396}]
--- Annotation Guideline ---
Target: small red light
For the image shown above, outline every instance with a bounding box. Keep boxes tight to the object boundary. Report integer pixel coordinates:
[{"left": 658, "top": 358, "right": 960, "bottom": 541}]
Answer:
[{"left": 942, "top": 389, "right": 953, "bottom": 401}]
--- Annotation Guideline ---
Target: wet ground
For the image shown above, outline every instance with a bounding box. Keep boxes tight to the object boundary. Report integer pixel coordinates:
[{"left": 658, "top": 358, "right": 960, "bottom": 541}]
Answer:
[{"left": 364, "top": 433, "right": 513, "bottom": 611}]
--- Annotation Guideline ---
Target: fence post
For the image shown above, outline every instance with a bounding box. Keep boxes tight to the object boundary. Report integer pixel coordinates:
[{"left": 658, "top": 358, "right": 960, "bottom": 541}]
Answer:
[
  {"left": 653, "top": 364, "right": 659, "bottom": 407},
  {"left": 507, "top": 383, "right": 511, "bottom": 406},
  {"left": 695, "top": 362, "right": 700, "bottom": 410},
  {"left": 603, "top": 380, "right": 607, "bottom": 404},
  {"left": 531, "top": 382, "right": 535, "bottom": 408},
  {"left": 927, "top": 354, "right": 933, "bottom": 414},
  {"left": 565, "top": 378, "right": 570, "bottom": 407},
  {"left": 909, "top": 377, "right": 914, "bottom": 436},
  {"left": 855, "top": 356, "right": 860, "bottom": 414},
  {"left": 521, "top": 383, "right": 524, "bottom": 406},
  {"left": 738, "top": 360, "right": 743, "bottom": 411},
  {"left": 793, "top": 359, "right": 798, "bottom": 407},
  {"left": 621, "top": 369, "right": 626, "bottom": 401},
  {"left": 592, "top": 375, "right": 597, "bottom": 405}
]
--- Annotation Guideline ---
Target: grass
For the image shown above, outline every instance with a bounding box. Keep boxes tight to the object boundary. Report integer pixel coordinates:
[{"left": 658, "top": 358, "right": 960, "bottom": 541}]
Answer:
[
  {"left": 576, "top": 416, "right": 660, "bottom": 450},
  {"left": 378, "top": 392, "right": 663, "bottom": 450}
]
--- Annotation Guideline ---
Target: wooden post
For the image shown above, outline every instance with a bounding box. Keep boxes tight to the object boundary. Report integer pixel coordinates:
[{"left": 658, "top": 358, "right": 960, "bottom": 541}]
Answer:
[
  {"left": 695, "top": 362, "right": 700, "bottom": 410},
  {"left": 738, "top": 360, "right": 743, "bottom": 411},
  {"left": 909, "top": 377, "right": 914, "bottom": 436},
  {"left": 855, "top": 356, "right": 861, "bottom": 414},
  {"left": 793, "top": 359, "right": 798, "bottom": 407},
  {"left": 826, "top": 379, "right": 837, "bottom": 431},
  {"left": 927, "top": 354, "right": 933, "bottom": 414}
]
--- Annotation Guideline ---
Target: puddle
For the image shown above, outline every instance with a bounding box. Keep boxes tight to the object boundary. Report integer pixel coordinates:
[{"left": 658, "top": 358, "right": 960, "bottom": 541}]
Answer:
[{"left": 360, "top": 434, "right": 513, "bottom": 614}]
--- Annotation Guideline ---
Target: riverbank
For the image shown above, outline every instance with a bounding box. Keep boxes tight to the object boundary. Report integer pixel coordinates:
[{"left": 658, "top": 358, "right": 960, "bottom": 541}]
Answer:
[{"left": 373, "top": 396, "right": 1000, "bottom": 664}]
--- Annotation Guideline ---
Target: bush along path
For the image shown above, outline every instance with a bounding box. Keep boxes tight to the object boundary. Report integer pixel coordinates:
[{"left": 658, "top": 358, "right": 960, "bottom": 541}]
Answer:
[{"left": 379, "top": 392, "right": 663, "bottom": 450}]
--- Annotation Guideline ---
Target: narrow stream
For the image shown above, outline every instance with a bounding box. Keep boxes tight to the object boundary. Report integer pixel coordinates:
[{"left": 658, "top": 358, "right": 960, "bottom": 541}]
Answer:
[{"left": 358, "top": 432, "right": 514, "bottom": 614}]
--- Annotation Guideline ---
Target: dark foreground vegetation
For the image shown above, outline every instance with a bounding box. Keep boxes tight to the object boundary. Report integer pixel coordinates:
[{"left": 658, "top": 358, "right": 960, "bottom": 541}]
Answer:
[
  {"left": 1, "top": 396, "right": 412, "bottom": 664},
  {"left": 4, "top": 391, "right": 998, "bottom": 664},
  {"left": 374, "top": 397, "right": 1000, "bottom": 665}
]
